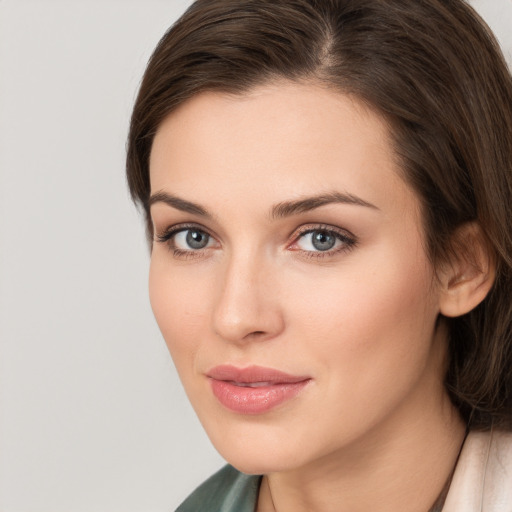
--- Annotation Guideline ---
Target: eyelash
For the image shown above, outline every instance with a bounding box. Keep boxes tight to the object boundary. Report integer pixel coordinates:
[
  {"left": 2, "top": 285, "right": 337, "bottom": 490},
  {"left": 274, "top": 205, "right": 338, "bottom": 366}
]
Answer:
[{"left": 154, "top": 223, "right": 357, "bottom": 260}]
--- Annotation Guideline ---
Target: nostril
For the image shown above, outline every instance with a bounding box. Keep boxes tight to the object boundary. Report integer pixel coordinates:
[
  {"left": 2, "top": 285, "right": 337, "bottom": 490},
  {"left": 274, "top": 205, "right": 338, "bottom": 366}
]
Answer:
[{"left": 244, "top": 330, "right": 267, "bottom": 340}]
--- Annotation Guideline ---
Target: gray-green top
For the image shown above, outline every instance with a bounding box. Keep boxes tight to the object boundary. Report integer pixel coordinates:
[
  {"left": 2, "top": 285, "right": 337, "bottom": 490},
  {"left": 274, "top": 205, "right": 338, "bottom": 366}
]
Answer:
[{"left": 176, "top": 465, "right": 261, "bottom": 512}]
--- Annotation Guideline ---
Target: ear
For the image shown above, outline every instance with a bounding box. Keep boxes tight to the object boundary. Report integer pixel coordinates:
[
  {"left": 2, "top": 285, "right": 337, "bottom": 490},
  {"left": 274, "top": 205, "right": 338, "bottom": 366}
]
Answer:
[{"left": 438, "top": 222, "right": 495, "bottom": 318}]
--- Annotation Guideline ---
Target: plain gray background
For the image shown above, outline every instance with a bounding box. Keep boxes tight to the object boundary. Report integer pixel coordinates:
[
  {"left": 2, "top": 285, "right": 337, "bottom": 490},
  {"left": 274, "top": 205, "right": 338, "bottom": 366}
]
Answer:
[{"left": 0, "top": 1, "right": 510, "bottom": 511}]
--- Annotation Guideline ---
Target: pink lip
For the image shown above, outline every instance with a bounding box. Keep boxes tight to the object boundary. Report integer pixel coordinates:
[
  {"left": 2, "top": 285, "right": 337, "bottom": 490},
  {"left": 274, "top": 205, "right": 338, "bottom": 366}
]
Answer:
[{"left": 206, "top": 365, "right": 311, "bottom": 415}]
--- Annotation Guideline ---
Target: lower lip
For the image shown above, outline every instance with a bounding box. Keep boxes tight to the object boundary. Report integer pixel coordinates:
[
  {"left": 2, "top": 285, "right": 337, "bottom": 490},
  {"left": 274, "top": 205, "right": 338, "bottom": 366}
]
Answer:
[{"left": 209, "top": 379, "right": 310, "bottom": 414}]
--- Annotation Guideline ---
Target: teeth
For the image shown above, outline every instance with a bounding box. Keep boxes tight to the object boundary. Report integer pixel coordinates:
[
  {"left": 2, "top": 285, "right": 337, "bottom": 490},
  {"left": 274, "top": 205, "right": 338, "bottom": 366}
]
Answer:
[{"left": 231, "top": 381, "right": 273, "bottom": 388}]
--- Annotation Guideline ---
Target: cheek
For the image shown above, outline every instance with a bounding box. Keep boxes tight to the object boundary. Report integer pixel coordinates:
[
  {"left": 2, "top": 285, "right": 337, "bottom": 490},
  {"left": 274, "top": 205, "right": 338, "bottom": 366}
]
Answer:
[
  {"left": 148, "top": 257, "right": 212, "bottom": 369},
  {"left": 271, "top": 251, "right": 440, "bottom": 448},
  {"left": 283, "top": 246, "right": 438, "bottom": 381}
]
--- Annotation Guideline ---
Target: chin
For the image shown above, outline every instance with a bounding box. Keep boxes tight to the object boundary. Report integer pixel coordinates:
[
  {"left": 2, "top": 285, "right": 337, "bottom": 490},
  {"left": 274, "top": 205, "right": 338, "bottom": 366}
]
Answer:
[
  {"left": 205, "top": 422, "right": 313, "bottom": 475},
  {"left": 223, "top": 450, "right": 298, "bottom": 476}
]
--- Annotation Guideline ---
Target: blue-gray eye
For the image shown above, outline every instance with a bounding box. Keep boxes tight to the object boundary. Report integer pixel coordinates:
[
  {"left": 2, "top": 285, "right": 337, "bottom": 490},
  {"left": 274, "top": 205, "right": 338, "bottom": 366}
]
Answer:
[
  {"left": 311, "top": 231, "right": 336, "bottom": 251},
  {"left": 174, "top": 229, "right": 212, "bottom": 250},
  {"left": 296, "top": 229, "right": 341, "bottom": 252}
]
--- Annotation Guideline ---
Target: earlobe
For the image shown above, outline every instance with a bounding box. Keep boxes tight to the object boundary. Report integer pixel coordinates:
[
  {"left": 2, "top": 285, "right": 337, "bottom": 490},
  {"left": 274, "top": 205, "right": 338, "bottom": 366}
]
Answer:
[{"left": 439, "top": 222, "right": 496, "bottom": 318}]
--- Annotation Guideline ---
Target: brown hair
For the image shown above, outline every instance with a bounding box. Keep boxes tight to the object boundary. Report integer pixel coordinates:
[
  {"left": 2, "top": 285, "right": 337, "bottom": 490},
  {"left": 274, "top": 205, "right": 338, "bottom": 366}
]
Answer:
[{"left": 126, "top": 0, "right": 512, "bottom": 429}]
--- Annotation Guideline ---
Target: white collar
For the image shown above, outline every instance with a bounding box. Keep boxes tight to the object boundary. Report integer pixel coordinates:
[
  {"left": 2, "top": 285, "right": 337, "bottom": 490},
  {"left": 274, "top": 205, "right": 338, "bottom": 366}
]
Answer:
[{"left": 443, "top": 429, "right": 512, "bottom": 511}]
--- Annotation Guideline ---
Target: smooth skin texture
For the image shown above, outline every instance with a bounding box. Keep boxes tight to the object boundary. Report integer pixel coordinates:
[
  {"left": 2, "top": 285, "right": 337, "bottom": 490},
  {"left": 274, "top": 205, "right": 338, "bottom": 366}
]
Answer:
[{"left": 148, "top": 82, "right": 486, "bottom": 512}]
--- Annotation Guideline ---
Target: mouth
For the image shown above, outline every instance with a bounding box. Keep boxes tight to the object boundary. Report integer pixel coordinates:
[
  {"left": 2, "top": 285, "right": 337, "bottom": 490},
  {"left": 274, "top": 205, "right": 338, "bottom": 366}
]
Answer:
[
  {"left": 227, "top": 381, "right": 280, "bottom": 388},
  {"left": 206, "top": 365, "right": 311, "bottom": 414}
]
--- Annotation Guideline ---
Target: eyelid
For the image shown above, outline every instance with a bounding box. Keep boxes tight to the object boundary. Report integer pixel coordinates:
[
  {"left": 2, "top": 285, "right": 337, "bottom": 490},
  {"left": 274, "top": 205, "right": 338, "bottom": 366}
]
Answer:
[
  {"left": 290, "top": 223, "right": 356, "bottom": 241},
  {"left": 154, "top": 222, "right": 214, "bottom": 243}
]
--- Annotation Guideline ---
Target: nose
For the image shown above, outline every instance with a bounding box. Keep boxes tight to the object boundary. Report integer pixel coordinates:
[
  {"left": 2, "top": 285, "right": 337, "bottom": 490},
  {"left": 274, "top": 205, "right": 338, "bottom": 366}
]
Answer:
[{"left": 212, "top": 250, "right": 285, "bottom": 344}]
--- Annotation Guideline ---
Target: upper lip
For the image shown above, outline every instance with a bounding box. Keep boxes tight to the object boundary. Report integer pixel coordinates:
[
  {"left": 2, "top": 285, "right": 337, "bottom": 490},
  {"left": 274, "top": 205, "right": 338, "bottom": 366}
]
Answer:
[{"left": 206, "top": 365, "right": 310, "bottom": 384}]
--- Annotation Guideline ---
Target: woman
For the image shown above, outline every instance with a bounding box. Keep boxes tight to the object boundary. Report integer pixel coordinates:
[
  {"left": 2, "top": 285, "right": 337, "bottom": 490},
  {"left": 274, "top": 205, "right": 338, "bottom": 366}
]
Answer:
[{"left": 126, "top": 0, "right": 512, "bottom": 510}]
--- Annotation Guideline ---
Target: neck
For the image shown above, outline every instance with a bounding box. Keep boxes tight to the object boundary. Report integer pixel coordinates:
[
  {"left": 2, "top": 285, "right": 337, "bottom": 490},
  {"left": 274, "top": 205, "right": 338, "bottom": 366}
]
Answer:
[{"left": 259, "top": 399, "right": 465, "bottom": 512}]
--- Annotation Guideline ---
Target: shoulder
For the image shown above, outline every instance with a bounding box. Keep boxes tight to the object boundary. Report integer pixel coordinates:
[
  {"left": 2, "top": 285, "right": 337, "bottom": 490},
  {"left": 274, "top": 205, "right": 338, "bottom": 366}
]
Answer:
[
  {"left": 175, "top": 465, "right": 261, "bottom": 512},
  {"left": 443, "top": 429, "right": 512, "bottom": 512}
]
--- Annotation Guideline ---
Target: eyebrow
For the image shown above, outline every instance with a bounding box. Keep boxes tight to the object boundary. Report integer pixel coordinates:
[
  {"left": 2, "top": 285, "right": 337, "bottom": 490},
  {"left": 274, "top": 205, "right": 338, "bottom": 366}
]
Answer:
[
  {"left": 271, "top": 192, "right": 379, "bottom": 219},
  {"left": 147, "top": 191, "right": 212, "bottom": 218},
  {"left": 147, "top": 190, "right": 378, "bottom": 219}
]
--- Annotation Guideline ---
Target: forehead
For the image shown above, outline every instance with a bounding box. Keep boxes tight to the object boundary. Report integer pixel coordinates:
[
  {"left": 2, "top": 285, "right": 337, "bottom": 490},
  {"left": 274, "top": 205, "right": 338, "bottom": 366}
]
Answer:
[
  {"left": 149, "top": 81, "right": 417, "bottom": 221},
  {"left": 151, "top": 82, "right": 391, "bottom": 163}
]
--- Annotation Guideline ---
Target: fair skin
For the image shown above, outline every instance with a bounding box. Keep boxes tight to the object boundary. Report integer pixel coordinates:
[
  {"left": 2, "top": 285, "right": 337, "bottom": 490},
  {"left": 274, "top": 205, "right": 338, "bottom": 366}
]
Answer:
[{"left": 148, "top": 81, "right": 483, "bottom": 512}]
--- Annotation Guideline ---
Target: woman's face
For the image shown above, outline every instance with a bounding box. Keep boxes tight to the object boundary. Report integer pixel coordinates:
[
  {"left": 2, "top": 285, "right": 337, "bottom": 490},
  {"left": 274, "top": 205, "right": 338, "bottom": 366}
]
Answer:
[{"left": 148, "top": 82, "right": 448, "bottom": 474}]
